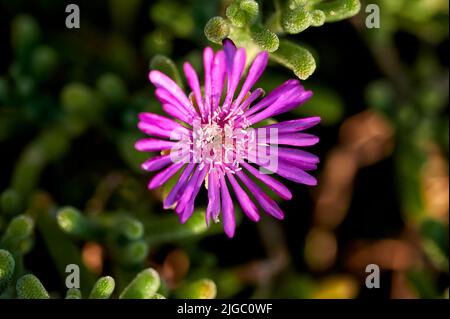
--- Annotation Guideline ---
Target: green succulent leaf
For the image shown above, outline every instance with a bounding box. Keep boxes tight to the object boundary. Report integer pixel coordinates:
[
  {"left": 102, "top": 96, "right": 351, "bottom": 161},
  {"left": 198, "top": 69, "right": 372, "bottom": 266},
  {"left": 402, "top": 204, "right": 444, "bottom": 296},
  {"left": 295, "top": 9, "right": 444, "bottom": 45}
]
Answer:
[
  {"left": 0, "top": 249, "right": 15, "bottom": 293},
  {"left": 89, "top": 276, "right": 116, "bottom": 299},
  {"left": 204, "top": 16, "right": 230, "bottom": 44},
  {"left": 270, "top": 40, "right": 316, "bottom": 80},
  {"left": 313, "top": 0, "right": 361, "bottom": 23},
  {"left": 16, "top": 274, "right": 50, "bottom": 299},
  {"left": 226, "top": 0, "right": 259, "bottom": 27},
  {"left": 119, "top": 268, "right": 160, "bottom": 299},
  {"left": 65, "top": 288, "right": 82, "bottom": 299},
  {"left": 175, "top": 279, "right": 217, "bottom": 299}
]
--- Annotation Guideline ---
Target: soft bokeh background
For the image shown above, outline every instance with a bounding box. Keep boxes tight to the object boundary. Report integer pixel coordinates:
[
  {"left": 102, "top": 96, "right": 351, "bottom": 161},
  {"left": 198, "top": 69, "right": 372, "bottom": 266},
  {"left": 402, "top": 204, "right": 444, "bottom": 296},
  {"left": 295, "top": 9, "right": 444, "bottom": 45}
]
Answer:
[{"left": 0, "top": 0, "right": 448, "bottom": 299}]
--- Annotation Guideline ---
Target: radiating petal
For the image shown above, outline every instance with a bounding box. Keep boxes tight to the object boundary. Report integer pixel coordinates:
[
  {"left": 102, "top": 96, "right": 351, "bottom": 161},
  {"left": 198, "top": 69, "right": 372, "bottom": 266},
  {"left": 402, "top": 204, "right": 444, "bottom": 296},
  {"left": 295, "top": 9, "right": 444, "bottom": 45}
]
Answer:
[
  {"left": 243, "top": 79, "right": 299, "bottom": 117},
  {"left": 164, "top": 163, "right": 195, "bottom": 209},
  {"left": 247, "top": 88, "right": 313, "bottom": 125},
  {"left": 206, "top": 169, "right": 221, "bottom": 226},
  {"left": 219, "top": 172, "right": 235, "bottom": 238},
  {"left": 176, "top": 166, "right": 208, "bottom": 221},
  {"left": 135, "top": 138, "right": 176, "bottom": 152},
  {"left": 184, "top": 62, "right": 205, "bottom": 118},
  {"left": 222, "top": 38, "right": 237, "bottom": 75},
  {"left": 261, "top": 117, "right": 321, "bottom": 133},
  {"left": 162, "top": 104, "right": 193, "bottom": 125},
  {"left": 231, "top": 51, "right": 268, "bottom": 111},
  {"left": 149, "top": 70, "right": 197, "bottom": 116},
  {"left": 241, "top": 161, "right": 292, "bottom": 200},
  {"left": 141, "top": 154, "right": 173, "bottom": 172},
  {"left": 210, "top": 51, "right": 226, "bottom": 114},
  {"left": 235, "top": 170, "right": 284, "bottom": 220},
  {"left": 222, "top": 48, "right": 246, "bottom": 114},
  {"left": 226, "top": 171, "right": 260, "bottom": 222},
  {"left": 148, "top": 162, "right": 185, "bottom": 189},
  {"left": 256, "top": 131, "right": 319, "bottom": 147},
  {"left": 203, "top": 47, "right": 214, "bottom": 116}
]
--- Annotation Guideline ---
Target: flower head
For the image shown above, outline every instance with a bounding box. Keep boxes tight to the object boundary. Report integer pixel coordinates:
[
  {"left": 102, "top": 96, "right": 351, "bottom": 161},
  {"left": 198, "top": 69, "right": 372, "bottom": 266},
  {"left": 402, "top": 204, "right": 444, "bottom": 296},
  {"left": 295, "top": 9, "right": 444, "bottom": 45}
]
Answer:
[{"left": 136, "top": 39, "right": 320, "bottom": 238}]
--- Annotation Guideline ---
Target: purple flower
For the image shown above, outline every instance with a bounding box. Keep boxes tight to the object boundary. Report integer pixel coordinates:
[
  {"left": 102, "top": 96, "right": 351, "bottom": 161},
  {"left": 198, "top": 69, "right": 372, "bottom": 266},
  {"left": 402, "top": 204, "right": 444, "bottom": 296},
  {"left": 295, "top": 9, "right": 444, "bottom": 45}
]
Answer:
[{"left": 136, "top": 39, "right": 320, "bottom": 238}]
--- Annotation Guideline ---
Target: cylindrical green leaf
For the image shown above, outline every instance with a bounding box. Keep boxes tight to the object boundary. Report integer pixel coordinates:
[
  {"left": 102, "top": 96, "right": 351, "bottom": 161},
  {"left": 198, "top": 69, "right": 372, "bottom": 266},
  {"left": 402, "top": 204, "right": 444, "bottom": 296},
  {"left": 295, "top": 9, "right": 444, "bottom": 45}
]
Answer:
[
  {"left": 0, "top": 249, "right": 15, "bottom": 293},
  {"left": 176, "top": 279, "right": 217, "bottom": 299},
  {"left": 0, "top": 188, "right": 22, "bottom": 216},
  {"left": 119, "top": 268, "right": 160, "bottom": 299},
  {"left": 56, "top": 206, "right": 102, "bottom": 239},
  {"left": 145, "top": 210, "right": 217, "bottom": 245},
  {"left": 281, "top": 5, "right": 311, "bottom": 34},
  {"left": 114, "top": 240, "right": 149, "bottom": 267},
  {"left": 116, "top": 216, "right": 144, "bottom": 241},
  {"left": 313, "top": 0, "right": 361, "bottom": 23},
  {"left": 204, "top": 16, "right": 230, "bottom": 44},
  {"left": 250, "top": 24, "right": 280, "bottom": 52},
  {"left": 270, "top": 40, "right": 316, "bottom": 80},
  {"left": 310, "top": 10, "right": 326, "bottom": 27},
  {"left": 65, "top": 288, "right": 82, "bottom": 299},
  {"left": 226, "top": 0, "right": 259, "bottom": 27},
  {"left": 89, "top": 276, "right": 115, "bottom": 299},
  {"left": 16, "top": 274, "right": 50, "bottom": 299},
  {"left": 1, "top": 215, "right": 34, "bottom": 253}
]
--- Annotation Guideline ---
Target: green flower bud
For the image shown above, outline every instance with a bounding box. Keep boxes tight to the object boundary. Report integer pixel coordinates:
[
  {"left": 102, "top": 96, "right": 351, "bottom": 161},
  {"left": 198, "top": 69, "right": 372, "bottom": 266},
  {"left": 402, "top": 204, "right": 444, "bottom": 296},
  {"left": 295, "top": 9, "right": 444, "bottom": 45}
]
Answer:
[
  {"left": 150, "top": 55, "right": 183, "bottom": 89},
  {"left": 16, "top": 274, "right": 50, "bottom": 299},
  {"left": 226, "top": 0, "right": 259, "bottom": 27},
  {"left": 1, "top": 215, "right": 34, "bottom": 253},
  {"left": 119, "top": 268, "right": 160, "bottom": 299},
  {"left": 250, "top": 25, "right": 279, "bottom": 52},
  {"left": 0, "top": 188, "right": 22, "bottom": 216},
  {"left": 310, "top": 10, "right": 326, "bottom": 27},
  {"left": 313, "top": 0, "right": 361, "bottom": 23},
  {"left": 65, "top": 288, "right": 82, "bottom": 299},
  {"left": 0, "top": 249, "right": 15, "bottom": 293},
  {"left": 96, "top": 73, "right": 128, "bottom": 103},
  {"left": 31, "top": 45, "right": 58, "bottom": 80},
  {"left": 176, "top": 279, "right": 217, "bottom": 299},
  {"left": 204, "top": 16, "right": 230, "bottom": 44},
  {"left": 89, "top": 276, "right": 115, "bottom": 299},
  {"left": 281, "top": 6, "right": 311, "bottom": 34},
  {"left": 270, "top": 40, "right": 316, "bottom": 80}
]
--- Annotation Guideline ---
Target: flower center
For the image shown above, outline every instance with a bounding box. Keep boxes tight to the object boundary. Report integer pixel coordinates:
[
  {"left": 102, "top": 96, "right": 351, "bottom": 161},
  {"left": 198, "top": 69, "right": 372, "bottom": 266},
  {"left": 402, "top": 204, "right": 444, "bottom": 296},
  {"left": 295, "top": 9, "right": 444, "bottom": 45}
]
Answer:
[{"left": 192, "top": 119, "right": 249, "bottom": 171}]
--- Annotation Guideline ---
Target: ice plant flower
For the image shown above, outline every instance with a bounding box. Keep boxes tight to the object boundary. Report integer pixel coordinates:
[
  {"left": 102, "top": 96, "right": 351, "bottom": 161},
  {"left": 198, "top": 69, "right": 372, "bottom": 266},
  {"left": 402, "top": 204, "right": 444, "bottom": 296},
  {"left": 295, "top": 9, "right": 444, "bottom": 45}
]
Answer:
[{"left": 136, "top": 39, "right": 320, "bottom": 238}]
